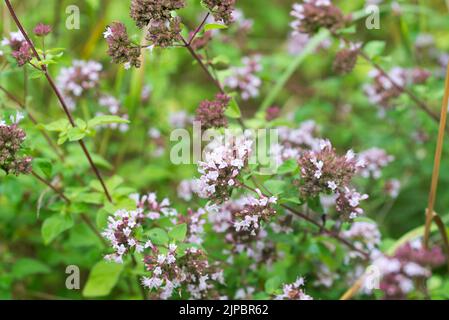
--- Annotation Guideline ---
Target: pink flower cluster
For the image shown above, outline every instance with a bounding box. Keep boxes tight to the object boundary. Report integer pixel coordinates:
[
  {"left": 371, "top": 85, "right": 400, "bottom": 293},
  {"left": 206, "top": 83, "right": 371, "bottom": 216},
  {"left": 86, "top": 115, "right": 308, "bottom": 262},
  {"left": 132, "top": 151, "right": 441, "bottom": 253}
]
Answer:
[
  {"left": 364, "top": 67, "right": 431, "bottom": 114},
  {"left": 275, "top": 277, "right": 313, "bottom": 300},
  {"left": 224, "top": 55, "right": 262, "bottom": 100},
  {"left": 178, "top": 208, "right": 207, "bottom": 245},
  {"left": 342, "top": 221, "right": 381, "bottom": 258},
  {"left": 195, "top": 133, "right": 253, "bottom": 202},
  {"left": 271, "top": 120, "right": 321, "bottom": 166},
  {"left": 208, "top": 195, "right": 280, "bottom": 268},
  {"left": 104, "top": 22, "right": 142, "bottom": 69},
  {"left": 290, "top": 1, "right": 347, "bottom": 36},
  {"left": 142, "top": 244, "right": 224, "bottom": 299},
  {"left": 95, "top": 95, "right": 129, "bottom": 132},
  {"left": 358, "top": 147, "right": 394, "bottom": 179},
  {"left": 373, "top": 240, "right": 445, "bottom": 299},
  {"left": 56, "top": 60, "right": 103, "bottom": 109},
  {"left": 0, "top": 112, "right": 32, "bottom": 176},
  {"left": 297, "top": 140, "right": 368, "bottom": 219},
  {"left": 130, "top": 192, "right": 178, "bottom": 221},
  {"left": 102, "top": 209, "right": 146, "bottom": 263},
  {"left": 1, "top": 31, "right": 31, "bottom": 67},
  {"left": 195, "top": 93, "right": 230, "bottom": 129}
]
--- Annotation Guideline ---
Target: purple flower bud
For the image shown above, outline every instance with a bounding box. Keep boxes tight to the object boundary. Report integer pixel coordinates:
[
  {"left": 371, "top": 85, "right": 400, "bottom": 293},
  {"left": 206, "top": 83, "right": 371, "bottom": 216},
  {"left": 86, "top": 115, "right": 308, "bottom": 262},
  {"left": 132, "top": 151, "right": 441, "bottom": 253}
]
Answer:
[
  {"left": 33, "top": 23, "right": 52, "bottom": 37},
  {"left": 195, "top": 93, "right": 230, "bottom": 130}
]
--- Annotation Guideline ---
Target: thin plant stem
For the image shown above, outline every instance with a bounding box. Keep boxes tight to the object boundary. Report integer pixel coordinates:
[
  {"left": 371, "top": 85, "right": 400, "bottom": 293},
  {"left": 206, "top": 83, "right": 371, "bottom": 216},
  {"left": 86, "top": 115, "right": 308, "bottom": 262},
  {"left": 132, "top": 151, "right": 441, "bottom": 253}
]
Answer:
[
  {"left": 432, "top": 214, "right": 449, "bottom": 272},
  {"left": 180, "top": 35, "right": 225, "bottom": 94},
  {"left": 4, "top": 0, "right": 113, "bottom": 203},
  {"left": 340, "top": 274, "right": 365, "bottom": 300},
  {"left": 31, "top": 170, "right": 70, "bottom": 203},
  {"left": 423, "top": 63, "right": 449, "bottom": 248},
  {"left": 188, "top": 13, "right": 210, "bottom": 45}
]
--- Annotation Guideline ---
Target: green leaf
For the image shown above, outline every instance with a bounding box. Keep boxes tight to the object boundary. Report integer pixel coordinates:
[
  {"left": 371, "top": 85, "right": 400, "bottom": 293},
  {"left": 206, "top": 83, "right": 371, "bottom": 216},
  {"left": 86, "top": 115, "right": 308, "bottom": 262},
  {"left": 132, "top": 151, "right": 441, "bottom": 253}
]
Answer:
[
  {"left": 168, "top": 223, "right": 187, "bottom": 242},
  {"left": 224, "top": 95, "right": 241, "bottom": 119},
  {"left": 75, "top": 118, "right": 87, "bottom": 130},
  {"left": 263, "top": 180, "right": 287, "bottom": 195},
  {"left": 364, "top": 40, "right": 386, "bottom": 59},
  {"left": 34, "top": 158, "right": 53, "bottom": 178},
  {"left": 12, "top": 258, "right": 51, "bottom": 279},
  {"left": 42, "top": 119, "right": 70, "bottom": 132},
  {"left": 41, "top": 214, "right": 74, "bottom": 245},
  {"left": 148, "top": 228, "right": 169, "bottom": 245},
  {"left": 204, "top": 23, "right": 228, "bottom": 31},
  {"left": 67, "top": 127, "right": 86, "bottom": 141},
  {"left": 82, "top": 261, "right": 123, "bottom": 298},
  {"left": 307, "top": 196, "right": 324, "bottom": 214},
  {"left": 277, "top": 159, "right": 298, "bottom": 174},
  {"left": 88, "top": 115, "right": 130, "bottom": 128},
  {"left": 279, "top": 197, "right": 303, "bottom": 205},
  {"left": 265, "top": 276, "right": 282, "bottom": 294}
]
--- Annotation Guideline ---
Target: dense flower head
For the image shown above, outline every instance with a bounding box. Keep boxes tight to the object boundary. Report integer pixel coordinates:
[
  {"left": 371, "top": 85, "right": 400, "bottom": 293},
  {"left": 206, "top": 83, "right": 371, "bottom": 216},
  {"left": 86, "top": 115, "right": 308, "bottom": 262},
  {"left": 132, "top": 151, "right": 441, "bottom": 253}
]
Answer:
[
  {"left": 357, "top": 147, "right": 394, "bottom": 179},
  {"left": 208, "top": 198, "right": 279, "bottom": 267},
  {"left": 194, "top": 132, "right": 253, "bottom": 202},
  {"left": 33, "top": 23, "right": 52, "bottom": 37},
  {"left": 142, "top": 245, "right": 224, "bottom": 299},
  {"left": 224, "top": 55, "right": 262, "bottom": 100},
  {"left": 333, "top": 42, "right": 361, "bottom": 75},
  {"left": 203, "top": 0, "right": 236, "bottom": 25},
  {"left": 297, "top": 139, "right": 365, "bottom": 199},
  {"left": 195, "top": 93, "right": 230, "bottom": 129},
  {"left": 233, "top": 189, "right": 277, "bottom": 236},
  {"left": 130, "top": 0, "right": 185, "bottom": 47},
  {"left": 275, "top": 277, "right": 313, "bottom": 300},
  {"left": 11, "top": 42, "right": 32, "bottom": 67},
  {"left": 0, "top": 112, "right": 32, "bottom": 176},
  {"left": 104, "top": 22, "right": 141, "bottom": 69},
  {"left": 146, "top": 17, "right": 182, "bottom": 47},
  {"left": 364, "top": 67, "right": 431, "bottom": 114},
  {"left": 130, "top": 0, "right": 186, "bottom": 28},
  {"left": 290, "top": 0, "right": 348, "bottom": 36},
  {"left": 56, "top": 60, "right": 102, "bottom": 109},
  {"left": 102, "top": 209, "right": 145, "bottom": 263},
  {"left": 374, "top": 240, "right": 445, "bottom": 299}
]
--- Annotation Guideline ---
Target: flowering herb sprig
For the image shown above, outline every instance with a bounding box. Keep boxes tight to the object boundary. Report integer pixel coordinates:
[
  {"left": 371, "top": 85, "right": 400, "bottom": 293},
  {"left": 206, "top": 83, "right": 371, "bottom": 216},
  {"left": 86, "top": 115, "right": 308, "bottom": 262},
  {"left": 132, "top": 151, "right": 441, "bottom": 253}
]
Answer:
[{"left": 0, "top": 112, "right": 32, "bottom": 176}]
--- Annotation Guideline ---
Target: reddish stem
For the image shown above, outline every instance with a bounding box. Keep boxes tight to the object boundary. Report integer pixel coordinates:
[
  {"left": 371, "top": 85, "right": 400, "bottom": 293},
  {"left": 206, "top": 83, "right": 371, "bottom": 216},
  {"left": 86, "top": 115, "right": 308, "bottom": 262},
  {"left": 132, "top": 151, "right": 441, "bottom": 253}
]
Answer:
[{"left": 4, "top": 0, "right": 112, "bottom": 202}]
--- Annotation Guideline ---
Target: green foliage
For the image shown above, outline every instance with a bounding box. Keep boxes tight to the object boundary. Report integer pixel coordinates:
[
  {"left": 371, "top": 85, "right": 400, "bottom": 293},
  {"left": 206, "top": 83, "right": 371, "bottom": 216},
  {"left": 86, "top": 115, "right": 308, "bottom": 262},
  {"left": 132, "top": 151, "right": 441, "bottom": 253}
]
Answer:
[{"left": 82, "top": 261, "right": 124, "bottom": 297}]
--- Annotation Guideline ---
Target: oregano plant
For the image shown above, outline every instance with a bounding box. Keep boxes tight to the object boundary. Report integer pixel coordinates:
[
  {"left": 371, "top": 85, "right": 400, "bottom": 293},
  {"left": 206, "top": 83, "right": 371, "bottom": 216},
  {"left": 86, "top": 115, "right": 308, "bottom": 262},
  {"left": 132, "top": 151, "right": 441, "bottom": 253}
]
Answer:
[{"left": 0, "top": 0, "right": 448, "bottom": 302}]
